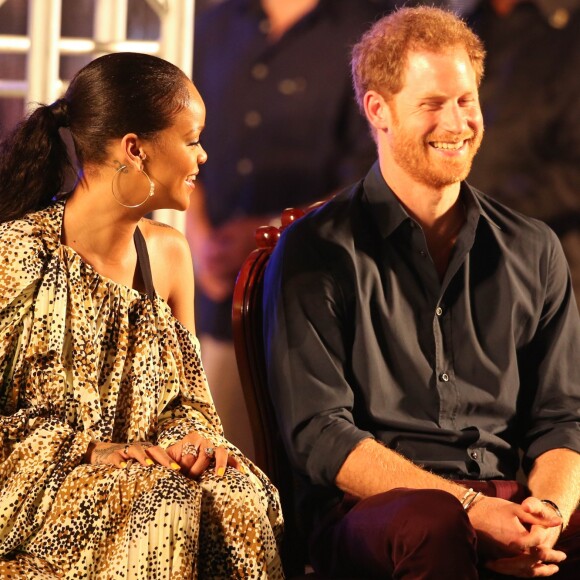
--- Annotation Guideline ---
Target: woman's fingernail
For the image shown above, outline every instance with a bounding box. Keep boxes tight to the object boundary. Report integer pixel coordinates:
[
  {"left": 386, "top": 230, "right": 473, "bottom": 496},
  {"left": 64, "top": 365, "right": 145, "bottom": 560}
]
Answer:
[
  {"left": 217, "top": 466, "right": 225, "bottom": 477},
  {"left": 120, "top": 462, "right": 127, "bottom": 468},
  {"left": 171, "top": 462, "right": 181, "bottom": 470},
  {"left": 145, "top": 458, "right": 154, "bottom": 466}
]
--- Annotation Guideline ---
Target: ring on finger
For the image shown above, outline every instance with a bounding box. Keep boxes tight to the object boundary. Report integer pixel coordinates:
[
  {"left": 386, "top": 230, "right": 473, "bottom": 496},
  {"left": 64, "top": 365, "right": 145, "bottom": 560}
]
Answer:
[
  {"left": 204, "top": 447, "right": 215, "bottom": 459},
  {"left": 182, "top": 442, "right": 199, "bottom": 459},
  {"left": 123, "top": 444, "right": 130, "bottom": 454}
]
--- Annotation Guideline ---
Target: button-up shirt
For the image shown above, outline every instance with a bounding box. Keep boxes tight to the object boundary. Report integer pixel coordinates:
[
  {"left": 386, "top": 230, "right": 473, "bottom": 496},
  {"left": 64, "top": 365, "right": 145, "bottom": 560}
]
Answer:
[{"left": 263, "top": 162, "right": 580, "bottom": 521}]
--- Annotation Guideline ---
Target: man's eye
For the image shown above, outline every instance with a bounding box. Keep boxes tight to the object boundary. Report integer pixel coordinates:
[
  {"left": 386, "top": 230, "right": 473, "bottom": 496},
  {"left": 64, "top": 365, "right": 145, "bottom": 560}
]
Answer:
[{"left": 421, "top": 102, "right": 443, "bottom": 110}]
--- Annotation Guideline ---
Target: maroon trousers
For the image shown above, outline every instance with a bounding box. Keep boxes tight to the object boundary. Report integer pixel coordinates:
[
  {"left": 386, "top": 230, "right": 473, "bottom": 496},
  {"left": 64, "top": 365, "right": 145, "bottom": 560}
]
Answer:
[{"left": 310, "top": 481, "right": 580, "bottom": 579}]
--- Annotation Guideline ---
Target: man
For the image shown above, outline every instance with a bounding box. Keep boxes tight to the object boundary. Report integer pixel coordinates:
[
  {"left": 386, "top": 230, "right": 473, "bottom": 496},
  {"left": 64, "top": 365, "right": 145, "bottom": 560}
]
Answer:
[
  {"left": 263, "top": 7, "right": 580, "bottom": 578},
  {"left": 187, "top": 0, "right": 391, "bottom": 459}
]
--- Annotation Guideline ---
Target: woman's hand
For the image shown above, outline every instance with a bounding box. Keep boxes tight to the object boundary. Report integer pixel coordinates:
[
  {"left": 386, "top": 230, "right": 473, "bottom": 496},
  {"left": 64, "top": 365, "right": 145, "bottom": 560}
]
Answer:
[
  {"left": 166, "top": 432, "right": 244, "bottom": 479},
  {"left": 84, "top": 440, "right": 180, "bottom": 471}
]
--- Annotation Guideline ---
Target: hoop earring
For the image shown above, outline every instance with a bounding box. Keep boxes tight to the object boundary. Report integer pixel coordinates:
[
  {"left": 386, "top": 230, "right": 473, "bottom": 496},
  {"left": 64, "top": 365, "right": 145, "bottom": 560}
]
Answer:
[{"left": 111, "top": 164, "right": 155, "bottom": 209}]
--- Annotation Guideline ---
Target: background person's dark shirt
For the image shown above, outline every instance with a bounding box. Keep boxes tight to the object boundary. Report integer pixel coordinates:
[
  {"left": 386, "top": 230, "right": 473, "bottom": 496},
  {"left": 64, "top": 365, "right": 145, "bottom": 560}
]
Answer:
[
  {"left": 466, "top": 0, "right": 580, "bottom": 303},
  {"left": 263, "top": 162, "right": 580, "bottom": 524},
  {"left": 194, "top": 0, "right": 386, "bottom": 226},
  {"left": 193, "top": 0, "right": 389, "bottom": 338}
]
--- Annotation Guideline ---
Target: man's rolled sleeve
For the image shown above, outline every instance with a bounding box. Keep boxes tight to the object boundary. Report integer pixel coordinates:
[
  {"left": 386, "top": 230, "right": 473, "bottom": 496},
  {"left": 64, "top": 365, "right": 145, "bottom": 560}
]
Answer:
[
  {"left": 305, "top": 413, "right": 373, "bottom": 486},
  {"left": 263, "top": 221, "right": 371, "bottom": 486},
  {"left": 521, "top": 227, "right": 580, "bottom": 470}
]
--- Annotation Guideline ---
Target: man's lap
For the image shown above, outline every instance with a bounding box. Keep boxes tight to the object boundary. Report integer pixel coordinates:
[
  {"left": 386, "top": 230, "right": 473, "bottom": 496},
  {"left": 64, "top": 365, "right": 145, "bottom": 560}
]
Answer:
[{"left": 310, "top": 482, "right": 580, "bottom": 579}]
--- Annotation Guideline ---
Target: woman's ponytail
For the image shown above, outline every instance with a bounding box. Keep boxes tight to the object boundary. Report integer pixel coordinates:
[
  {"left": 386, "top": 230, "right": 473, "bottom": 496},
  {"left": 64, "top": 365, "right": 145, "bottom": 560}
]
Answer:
[{"left": 0, "top": 98, "right": 74, "bottom": 223}]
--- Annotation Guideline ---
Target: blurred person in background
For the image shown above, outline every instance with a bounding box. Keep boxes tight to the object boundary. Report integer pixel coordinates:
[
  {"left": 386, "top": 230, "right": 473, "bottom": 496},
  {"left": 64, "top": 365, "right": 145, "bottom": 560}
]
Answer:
[
  {"left": 415, "top": 0, "right": 580, "bottom": 304},
  {"left": 187, "top": 0, "right": 393, "bottom": 459},
  {"left": 464, "top": 0, "right": 580, "bottom": 307}
]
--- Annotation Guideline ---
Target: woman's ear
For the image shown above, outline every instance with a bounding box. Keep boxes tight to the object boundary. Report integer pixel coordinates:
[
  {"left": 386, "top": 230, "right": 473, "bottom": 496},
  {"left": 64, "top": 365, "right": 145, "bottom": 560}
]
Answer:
[
  {"left": 363, "top": 90, "right": 392, "bottom": 132},
  {"left": 121, "top": 133, "right": 144, "bottom": 170}
]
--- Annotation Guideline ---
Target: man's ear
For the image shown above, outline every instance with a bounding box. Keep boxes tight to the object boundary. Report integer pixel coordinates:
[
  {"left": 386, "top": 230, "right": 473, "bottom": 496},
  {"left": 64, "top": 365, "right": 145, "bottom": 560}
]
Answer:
[{"left": 363, "top": 90, "right": 392, "bottom": 132}]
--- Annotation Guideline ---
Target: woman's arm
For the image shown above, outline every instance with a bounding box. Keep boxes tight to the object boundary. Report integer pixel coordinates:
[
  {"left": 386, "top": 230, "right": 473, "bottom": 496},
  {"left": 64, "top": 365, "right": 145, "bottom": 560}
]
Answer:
[{"left": 141, "top": 219, "right": 196, "bottom": 333}]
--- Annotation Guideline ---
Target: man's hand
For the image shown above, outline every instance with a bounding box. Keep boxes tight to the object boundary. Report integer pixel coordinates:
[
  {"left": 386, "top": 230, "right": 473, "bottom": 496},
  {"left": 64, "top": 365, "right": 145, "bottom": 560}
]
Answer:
[
  {"left": 485, "top": 552, "right": 565, "bottom": 578},
  {"left": 468, "top": 495, "right": 565, "bottom": 577},
  {"left": 520, "top": 497, "right": 563, "bottom": 550}
]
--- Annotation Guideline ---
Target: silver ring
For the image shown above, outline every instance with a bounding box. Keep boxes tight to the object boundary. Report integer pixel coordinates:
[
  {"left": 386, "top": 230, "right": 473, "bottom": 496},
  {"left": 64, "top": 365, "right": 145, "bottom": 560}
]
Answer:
[
  {"left": 204, "top": 447, "right": 215, "bottom": 458},
  {"left": 182, "top": 442, "right": 199, "bottom": 458}
]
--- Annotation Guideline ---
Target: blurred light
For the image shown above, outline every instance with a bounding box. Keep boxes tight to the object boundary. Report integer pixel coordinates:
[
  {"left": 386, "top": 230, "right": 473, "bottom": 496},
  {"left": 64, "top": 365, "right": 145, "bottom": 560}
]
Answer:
[{"left": 0, "top": 35, "right": 159, "bottom": 55}]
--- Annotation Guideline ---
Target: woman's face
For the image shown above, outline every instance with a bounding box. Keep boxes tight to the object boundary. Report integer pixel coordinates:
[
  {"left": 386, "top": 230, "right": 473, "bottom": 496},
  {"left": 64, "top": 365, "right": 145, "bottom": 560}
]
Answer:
[{"left": 144, "top": 82, "right": 207, "bottom": 212}]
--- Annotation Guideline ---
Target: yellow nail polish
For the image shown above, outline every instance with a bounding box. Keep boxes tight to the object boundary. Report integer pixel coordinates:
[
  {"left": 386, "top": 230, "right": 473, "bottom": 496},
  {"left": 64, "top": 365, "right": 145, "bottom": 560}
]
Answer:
[
  {"left": 120, "top": 462, "right": 127, "bottom": 468},
  {"left": 217, "top": 466, "right": 225, "bottom": 477},
  {"left": 145, "top": 458, "right": 154, "bottom": 466},
  {"left": 171, "top": 462, "right": 181, "bottom": 470}
]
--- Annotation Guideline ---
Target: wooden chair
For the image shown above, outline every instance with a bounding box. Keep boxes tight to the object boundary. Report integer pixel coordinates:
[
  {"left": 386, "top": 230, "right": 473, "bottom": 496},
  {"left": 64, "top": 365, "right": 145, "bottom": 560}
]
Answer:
[{"left": 232, "top": 205, "right": 322, "bottom": 577}]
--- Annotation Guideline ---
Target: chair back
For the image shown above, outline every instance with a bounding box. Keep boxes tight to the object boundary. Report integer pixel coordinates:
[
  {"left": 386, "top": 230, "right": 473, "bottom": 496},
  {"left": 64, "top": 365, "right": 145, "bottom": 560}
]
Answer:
[{"left": 232, "top": 205, "right": 321, "bottom": 575}]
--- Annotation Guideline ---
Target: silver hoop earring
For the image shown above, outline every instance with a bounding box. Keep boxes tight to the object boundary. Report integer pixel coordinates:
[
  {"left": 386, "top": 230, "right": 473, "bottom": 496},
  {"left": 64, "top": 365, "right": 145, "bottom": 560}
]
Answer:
[{"left": 111, "top": 164, "right": 155, "bottom": 209}]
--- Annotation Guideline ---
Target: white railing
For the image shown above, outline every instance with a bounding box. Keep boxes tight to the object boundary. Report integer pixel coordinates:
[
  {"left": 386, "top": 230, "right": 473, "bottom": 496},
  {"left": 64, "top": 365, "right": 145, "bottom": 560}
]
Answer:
[{"left": 0, "top": 0, "right": 195, "bottom": 231}]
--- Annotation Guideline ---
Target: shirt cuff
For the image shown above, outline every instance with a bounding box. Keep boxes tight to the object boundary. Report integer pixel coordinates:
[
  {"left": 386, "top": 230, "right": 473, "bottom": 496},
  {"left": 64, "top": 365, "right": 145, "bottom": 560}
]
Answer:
[{"left": 305, "top": 419, "right": 374, "bottom": 487}]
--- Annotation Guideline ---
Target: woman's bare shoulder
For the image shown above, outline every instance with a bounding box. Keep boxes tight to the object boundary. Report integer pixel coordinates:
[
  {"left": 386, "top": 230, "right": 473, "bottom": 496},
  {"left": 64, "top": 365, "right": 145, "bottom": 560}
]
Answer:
[
  {"left": 138, "top": 217, "right": 191, "bottom": 256},
  {"left": 138, "top": 218, "right": 194, "bottom": 305}
]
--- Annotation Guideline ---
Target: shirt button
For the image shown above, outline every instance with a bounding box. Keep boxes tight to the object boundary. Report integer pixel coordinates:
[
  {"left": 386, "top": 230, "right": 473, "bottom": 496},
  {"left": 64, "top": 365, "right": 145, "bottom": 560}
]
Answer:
[
  {"left": 435, "top": 307, "right": 443, "bottom": 316},
  {"left": 550, "top": 8, "right": 569, "bottom": 28},
  {"left": 470, "top": 450, "right": 479, "bottom": 461},
  {"left": 251, "top": 63, "right": 269, "bottom": 80},
  {"left": 244, "top": 110, "right": 262, "bottom": 128},
  {"left": 419, "top": 250, "right": 427, "bottom": 258},
  {"left": 237, "top": 158, "right": 254, "bottom": 176},
  {"left": 278, "top": 78, "right": 297, "bottom": 95},
  {"left": 258, "top": 18, "right": 270, "bottom": 34},
  {"left": 278, "top": 77, "right": 307, "bottom": 95},
  {"left": 440, "top": 373, "right": 449, "bottom": 382}
]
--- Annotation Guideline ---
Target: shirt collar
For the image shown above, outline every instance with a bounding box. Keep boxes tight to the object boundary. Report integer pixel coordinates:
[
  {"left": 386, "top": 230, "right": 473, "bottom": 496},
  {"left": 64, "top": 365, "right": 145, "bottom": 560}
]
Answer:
[
  {"left": 362, "top": 161, "right": 502, "bottom": 238},
  {"left": 362, "top": 162, "right": 409, "bottom": 238},
  {"left": 464, "top": 183, "right": 503, "bottom": 231}
]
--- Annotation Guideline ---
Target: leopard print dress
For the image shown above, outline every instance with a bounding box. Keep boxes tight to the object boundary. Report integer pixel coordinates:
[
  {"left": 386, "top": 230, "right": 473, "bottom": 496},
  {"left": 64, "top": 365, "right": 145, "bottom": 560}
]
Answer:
[{"left": 0, "top": 202, "right": 284, "bottom": 579}]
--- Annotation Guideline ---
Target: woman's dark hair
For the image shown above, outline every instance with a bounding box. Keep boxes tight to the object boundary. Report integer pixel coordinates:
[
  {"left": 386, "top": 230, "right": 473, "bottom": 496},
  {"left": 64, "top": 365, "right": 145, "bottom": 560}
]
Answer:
[{"left": 0, "top": 52, "right": 191, "bottom": 223}]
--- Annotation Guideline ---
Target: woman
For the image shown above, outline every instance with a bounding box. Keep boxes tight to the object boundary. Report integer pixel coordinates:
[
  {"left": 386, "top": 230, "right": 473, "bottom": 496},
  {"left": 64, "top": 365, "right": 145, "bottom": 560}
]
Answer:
[{"left": 0, "top": 52, "right": 283, "bottom": 579}]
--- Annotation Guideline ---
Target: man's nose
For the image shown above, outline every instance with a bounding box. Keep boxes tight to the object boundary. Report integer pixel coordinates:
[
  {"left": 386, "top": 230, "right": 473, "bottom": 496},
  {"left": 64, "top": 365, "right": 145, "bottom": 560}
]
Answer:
[{"left": 440, "top": 103, "right": 466, "bottom": 133}]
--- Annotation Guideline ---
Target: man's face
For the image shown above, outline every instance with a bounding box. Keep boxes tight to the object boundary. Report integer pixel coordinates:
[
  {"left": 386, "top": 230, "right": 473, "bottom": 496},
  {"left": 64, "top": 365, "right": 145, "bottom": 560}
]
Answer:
[{"left": 386, "top": 48, "right": 483, "bottom": 189}]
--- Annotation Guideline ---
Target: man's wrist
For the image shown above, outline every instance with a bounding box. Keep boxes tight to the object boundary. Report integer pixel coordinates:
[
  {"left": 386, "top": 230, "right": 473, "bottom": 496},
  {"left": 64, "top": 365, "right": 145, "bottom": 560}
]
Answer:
[
  {"left": 540, "top": 499, "right": 564, "bottom": 534},
  {"left": 460, "top": 488, "right": 485, "bottom": 512}
]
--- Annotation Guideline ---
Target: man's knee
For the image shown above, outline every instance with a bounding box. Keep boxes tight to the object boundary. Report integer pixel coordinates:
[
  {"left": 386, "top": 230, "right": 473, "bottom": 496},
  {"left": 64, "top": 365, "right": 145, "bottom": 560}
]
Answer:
[
  {"left": 328, "top": 488, "right": 478, "bottom": 578},
  {"left": 345, "top": 488, "right": 474, "bottom": 544}
]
